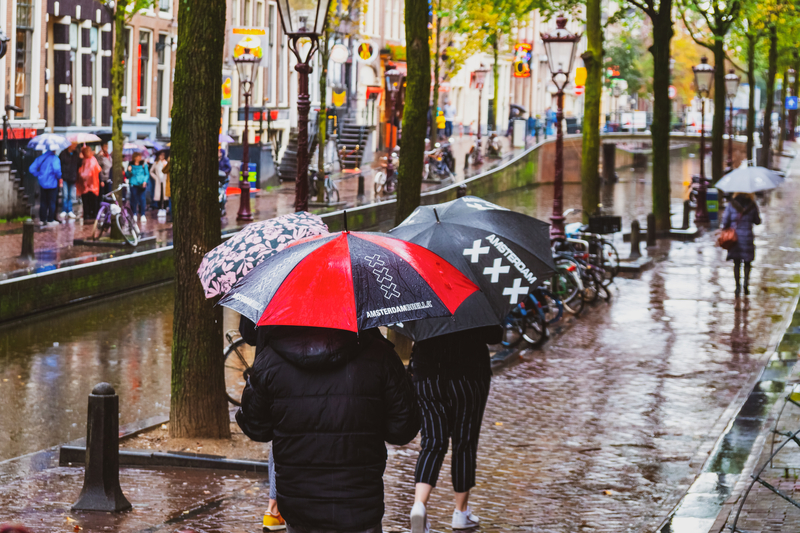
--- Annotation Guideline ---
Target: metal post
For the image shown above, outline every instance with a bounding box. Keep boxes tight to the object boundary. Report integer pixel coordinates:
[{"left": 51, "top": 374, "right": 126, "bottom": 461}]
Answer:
[
  {"left": 682, "top": 199, "right": 691, "bottom": 230},
  {"left": 550, "top": 89, "right": 565, "bottom": 239},
  {"left": 1, "top": 113, "right": 8, "bottom": 162},
  {"left": 475, "top": 87, "right": 484, "bottom": 165},
  {"left": 20, "top": 219, "right": 34, "bottom": 260},
  {"left": 629, "top": 219, "right": 642, "bottom": 259},
  {"left": 237, "top": 91, "right": 254, "bottom": 221},
  {"left": 294, "top": 62, "right": 311, "bottom": 212},
  {"left": 727, "top": 98, "right": 734, "bottom": 171},
  {"left": 646, "top": 213, "right": 657, "bottom": 247},
  {"left": 72, "top": 383, "right": 132, "bottom": 512},
  {"left": 695, "top": 98, "right": 710, "bottom": 223}
]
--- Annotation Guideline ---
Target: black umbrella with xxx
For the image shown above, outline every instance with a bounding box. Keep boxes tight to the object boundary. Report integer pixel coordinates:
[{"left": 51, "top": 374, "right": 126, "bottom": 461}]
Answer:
[{"left": 388, "top": 196, "right": 556, "bottom": 341}]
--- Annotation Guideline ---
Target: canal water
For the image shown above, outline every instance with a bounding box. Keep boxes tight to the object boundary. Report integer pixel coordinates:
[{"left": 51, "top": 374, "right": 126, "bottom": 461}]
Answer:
[{"left": 0, "top": 144, "right": 709, "bottom": 462}]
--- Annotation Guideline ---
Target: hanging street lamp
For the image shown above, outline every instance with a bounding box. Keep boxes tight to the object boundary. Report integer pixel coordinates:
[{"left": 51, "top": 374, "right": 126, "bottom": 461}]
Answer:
[
  {"left": 275, "top": 0, "right": 334, "bottom": 212},
  {"left": 724, "top": 69, "right": 740, "bottom": 172},
  {"left": 541, "top": 13, "right": 581, "bottom": 239},
  {"left": 232, "top": 36, "right": 263, "bottom": 221},
  {"left": 692, "top": 56, "right": 714, "bottom": 223},
  {"left": 384, "top": 68, "right": 404, "bottom": 180},
  {"left": 470, "top": 65, "right": 491, "bottom": 165}
]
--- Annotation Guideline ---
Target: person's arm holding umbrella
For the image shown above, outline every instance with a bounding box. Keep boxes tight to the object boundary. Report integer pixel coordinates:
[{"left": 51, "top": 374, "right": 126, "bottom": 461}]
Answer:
[
  {"left": 235, "top": 353, "right": 275, "bottom": 443},
  {"left": 379, "top": 332, "right": 420, "bottom": 445}
]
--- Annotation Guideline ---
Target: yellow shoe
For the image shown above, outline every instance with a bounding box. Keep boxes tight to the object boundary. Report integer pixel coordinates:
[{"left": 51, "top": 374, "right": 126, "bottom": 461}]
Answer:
[{"left": 263, "top": 511, "right": 286, "bottom": 531}]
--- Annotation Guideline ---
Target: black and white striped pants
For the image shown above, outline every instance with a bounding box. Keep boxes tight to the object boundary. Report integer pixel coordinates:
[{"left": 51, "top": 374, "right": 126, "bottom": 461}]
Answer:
[{"left": 414, "top": 376, "right": 490, "bottom": 493}]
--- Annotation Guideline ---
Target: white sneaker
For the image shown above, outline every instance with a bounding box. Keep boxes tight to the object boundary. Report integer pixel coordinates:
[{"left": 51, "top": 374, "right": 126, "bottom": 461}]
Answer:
[
  {"left": 410, "top": 502, "right": 430, "bottom": 533},
  {"left": 157, "top": 209, "right": 166, "bottom": 217},
  {"left": 452, "top": 506, "right": 480, "bottom": 530},
  {"left": 59, "top": 211, "right": 67, "bottom": 220},
  {"left": 140, "top": 215, "right": 147, "bottom": 223},
  {"left": 48, "top": 220, "right": 61, "bottom": 227},
  {"left": 133, "top": 215, "right": 138, "bottom": 222},
  {"left": 68, "top": 212, "right": 76, "bottom": 219}
]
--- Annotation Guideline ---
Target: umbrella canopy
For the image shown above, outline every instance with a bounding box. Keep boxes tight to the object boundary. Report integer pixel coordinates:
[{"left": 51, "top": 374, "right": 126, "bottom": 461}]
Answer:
[
  {"left": 219, "top": 133, "right": 235, "bottom": 144},
  {"left": 198, "top": 211, "right": 329, "bottom": 298},
  {"left": 388, "top": 196, "right": 556, "bottom": 340},
  {"left": 141, "top": 138, "right": 166, "bottom": 151},
  {"left": 219, "top": 231, "right": 479, "bottom": 332},
  {"left": 122, "top": 142, "right": 150, "bottom": 158},
  {"left": 67, "top": 132, "right": 102, "bottom": 144},
  {"left": 715, "top": 165, "right": 782, "bottom": 193},
  {"left": 27, "top": 134, "right": 70, "bottom": 152}
]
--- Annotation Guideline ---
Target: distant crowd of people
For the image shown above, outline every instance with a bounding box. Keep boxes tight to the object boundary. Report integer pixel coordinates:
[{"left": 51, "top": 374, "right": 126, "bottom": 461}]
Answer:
[{"left": 29, "top": 143, "right": 171, "bottom": 228}]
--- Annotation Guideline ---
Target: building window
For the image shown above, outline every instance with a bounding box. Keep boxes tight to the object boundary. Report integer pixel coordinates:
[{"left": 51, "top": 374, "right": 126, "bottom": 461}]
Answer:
[
  {"left": 232, "top": 0, "right": 239, "bottom": 25},
  {"left": 160, "top": 0, "right": 171, "bottom": 11},
  {"left": 157, "top": 33, "right": 167, "bottom": 65},
  {"left": 257, "top": 1, "right": 264, "bottom": 26},
  {"left": 137, "top": 31, "right": 151, "bottom": 114},
  {"left": 15, "top": 0, "right": 34, "bottom": 118},
  {"left": 244, "top": 0, "right": 251, "bottom": 25}
]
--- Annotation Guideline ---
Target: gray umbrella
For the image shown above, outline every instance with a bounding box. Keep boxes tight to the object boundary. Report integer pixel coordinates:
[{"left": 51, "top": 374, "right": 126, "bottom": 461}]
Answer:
[{"left": 715, "top": 165, "right": 782, "bottom": 193}]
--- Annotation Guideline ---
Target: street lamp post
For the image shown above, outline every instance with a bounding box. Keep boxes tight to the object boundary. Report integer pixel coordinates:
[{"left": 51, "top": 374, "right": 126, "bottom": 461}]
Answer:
[
  {"left": 612, "top": 85, "right": 622, "bottom": 128},
  {"left": 232, "top": 42, "right": 262, "bottom": 222},
  {"left": 541, "top": 13, "right": 581, "bottom": 239},
  {"left": 275, "top": 0, "right": 333, "bottom": 212},
  {"left": 470, "top": 65, "right": 490, "bottom": 165},
  {"left": 692, "top": 56, "right": 714, "bottom": 224},
  {"left": 384, "top": 68, "right": 403, "bottom": 178},
  {"left": 724, "top": 69, "right": 740, "bottom": 172},
  {"left": 788, "top": 68, "right": 797, "bottom": 142}
]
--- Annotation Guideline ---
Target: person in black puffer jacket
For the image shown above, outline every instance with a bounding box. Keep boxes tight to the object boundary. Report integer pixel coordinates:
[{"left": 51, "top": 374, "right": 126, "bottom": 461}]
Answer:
[{"left": 236, "top": 326, "right": 420, "bottom": 533}]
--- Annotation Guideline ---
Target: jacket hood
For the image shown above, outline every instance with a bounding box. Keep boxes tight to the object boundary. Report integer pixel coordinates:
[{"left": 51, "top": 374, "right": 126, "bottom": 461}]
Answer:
[{"left": 269, "top": 326, "right": 361, "bottom": 371}]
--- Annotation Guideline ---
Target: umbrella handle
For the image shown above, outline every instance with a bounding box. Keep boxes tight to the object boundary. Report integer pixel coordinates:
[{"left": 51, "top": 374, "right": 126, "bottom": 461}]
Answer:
[{"left": 343, "top": 210, "right": 348, "bottom": 233}]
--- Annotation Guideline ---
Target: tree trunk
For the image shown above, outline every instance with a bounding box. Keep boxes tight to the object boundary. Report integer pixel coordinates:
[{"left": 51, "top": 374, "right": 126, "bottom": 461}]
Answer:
[
  {"left": 431, "top": 8, "right": 440, "bottom": 123},
  {"left": 711, "top": 37, "right": 725, "bottom": 180},
  {"left": 746, "top": 33, "right": 756, "bottom": 162},
  {"left": 169, "top": 0, "right": 230, "bottom": 439},
  {"left": 778, "top": 67, "right": 787, "bottom": 153},
  {"left": 580, "top": 0, "right": 602, "bottom": 222},
  {"left": 317, "top": 38, "right": 329, "bottom": 203},
  {"left": 648, "top": 10, "right": 674, "bottom": 232},
  {"left": 111, "top": 1, "right": 128, "bottom": 188},
  {"left": 761, "top": 24, "right": 777, "bottom": 168},
  {"left": 492, "top": 36, "right": 499, "bottom": 132},
  {"left": 395, "top": 0, "right": 431, "bottom": 224}
]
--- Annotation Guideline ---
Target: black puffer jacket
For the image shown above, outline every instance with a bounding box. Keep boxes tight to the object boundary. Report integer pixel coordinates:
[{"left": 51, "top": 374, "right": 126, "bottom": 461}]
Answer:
[{"left": 236, "top": 326, "right": 419, "bottom": 531}]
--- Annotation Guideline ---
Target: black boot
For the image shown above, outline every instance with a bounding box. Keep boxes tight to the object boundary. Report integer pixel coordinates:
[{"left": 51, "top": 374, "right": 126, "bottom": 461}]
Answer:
[
  {"left": 734, "top": 261, "right": 741, "bottom": 297},
  {"left": 743, "top": 262, "right": 751, "bottom": 296}
]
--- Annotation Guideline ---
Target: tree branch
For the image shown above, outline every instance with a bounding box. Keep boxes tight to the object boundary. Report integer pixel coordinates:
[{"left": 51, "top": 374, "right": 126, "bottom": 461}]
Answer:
[
  {"left": 626, "top": 0, "right": 655, "bottom": 19},
  {"left": 679, "top": 8, "right": 713, "bottom": 50}
]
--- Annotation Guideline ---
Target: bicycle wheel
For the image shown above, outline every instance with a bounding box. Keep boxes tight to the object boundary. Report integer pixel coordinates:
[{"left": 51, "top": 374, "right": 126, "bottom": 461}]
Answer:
[
  {"left": 223, "top": 334, "right": 256, "bottom": 406},
  {"left": 537, "top": 289, "right": 564, "bottom": 325},
  {"left": 553, "top": 261, "right": 584, "bottom": 316},
  {"left": 501, "top": 315, "right": 525, "bottom": 348},
  {"left": 374, "top": 172, "right": 385, "bottom": 195},
  {"left": 521, "top": 311, "right": 547, "bottom": 348},
  {"left": 581, "top": 268, "right": 600, "bottom": 303},
  {"left": 115, "top": 212, "right": 139, "bottom": 246},
  {"left": 327, "top": 183, "right": 340, "bottom": 204},
  {"left": 92, "top": 206, "right": 109, "bottom": 240},
  {"left": 600, "top": 239, "right": 620, "bottom": 285}
]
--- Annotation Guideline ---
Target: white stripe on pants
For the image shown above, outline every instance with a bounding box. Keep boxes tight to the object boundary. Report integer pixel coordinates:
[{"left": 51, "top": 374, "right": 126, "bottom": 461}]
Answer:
[{"left": 414, "top": 376, "right": 490, "bottom": 492}]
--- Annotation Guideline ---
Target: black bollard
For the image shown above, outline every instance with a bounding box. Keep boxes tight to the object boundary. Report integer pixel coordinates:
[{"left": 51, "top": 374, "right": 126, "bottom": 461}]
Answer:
[
  {"left": 646, "top": 213, "right": 657, "bottom": 247},
  {"left": 457, "top": 184, "right": 467, "bottom": 198},
  {"left": 682, "top": 199, "right": 691, "bottom": 230},
  {"left": 602, "top": 143, "right": 616, "bottom": 183},
  {"left": 357, "top": 173, "right": 364, "bottom": 198},
  {"left": 20, "top": 219, "right": 34, "bottom": 260},
  {"left": 72, "top": 383, "right": 132, "bottom": 512},
  {"left": 629, "top": 220, "right": 642, "bottom": 259}
]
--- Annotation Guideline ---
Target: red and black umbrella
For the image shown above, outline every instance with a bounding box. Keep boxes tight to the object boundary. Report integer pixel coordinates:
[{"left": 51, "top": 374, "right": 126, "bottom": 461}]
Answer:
[{"left": 219, "top": 231, "right": 479, "bottom": 332}]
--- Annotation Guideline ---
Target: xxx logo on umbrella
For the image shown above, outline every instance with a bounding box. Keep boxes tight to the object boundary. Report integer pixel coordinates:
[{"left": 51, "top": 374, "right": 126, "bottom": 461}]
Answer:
[{"left": 366, "top": 254, "right": 401, "bottom": 300}]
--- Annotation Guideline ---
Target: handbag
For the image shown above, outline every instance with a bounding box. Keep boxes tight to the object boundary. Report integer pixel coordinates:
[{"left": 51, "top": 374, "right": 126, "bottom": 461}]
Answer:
[{"left": 717, "top": 209, "right": 740, "bottom": 250}]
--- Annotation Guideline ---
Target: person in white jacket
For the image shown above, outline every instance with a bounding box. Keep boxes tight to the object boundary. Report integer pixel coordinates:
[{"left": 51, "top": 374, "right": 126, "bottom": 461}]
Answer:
[{"left": 150, "top": 151, "right": 169, "bottom": 217}]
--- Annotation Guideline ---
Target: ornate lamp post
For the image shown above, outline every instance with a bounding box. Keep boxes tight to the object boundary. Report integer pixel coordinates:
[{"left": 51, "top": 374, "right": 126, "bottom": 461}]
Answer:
[
  {"left": 692, "top": 56, "right": 714, "bottom": 223},
  {"left": 470, "top": 65, "right": 491, "bottom": 165},
  {"left": 232, "top": 40, "right": 262, "bottom": 222},
  {"left": 541, "top": 13, "right": 581, "bottom": 239},
  {"left": 275, "top": 0, "right": 333, "bottom": 212},
  {"left": 612, "top": 84, "right": 622, "bottom": 127},
  {"left": 384, "top": 68, "right": 403, "bottom": 177},
  {"left": 724, "top": 69, "right": 740, "bottom": 171},
  {"left": 788, "top": 68, "right": 797, "bottom": 142}
]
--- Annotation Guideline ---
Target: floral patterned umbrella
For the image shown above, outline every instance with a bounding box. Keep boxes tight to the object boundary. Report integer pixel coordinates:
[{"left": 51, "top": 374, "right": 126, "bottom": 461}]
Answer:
[{"left": 197, "top": 211, "right": 328, "bottom": 298}]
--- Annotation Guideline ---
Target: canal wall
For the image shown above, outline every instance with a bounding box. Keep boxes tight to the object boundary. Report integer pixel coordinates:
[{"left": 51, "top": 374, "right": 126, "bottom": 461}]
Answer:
[{"left": 0, "top": 133, "right": 747, "bottom": 323}]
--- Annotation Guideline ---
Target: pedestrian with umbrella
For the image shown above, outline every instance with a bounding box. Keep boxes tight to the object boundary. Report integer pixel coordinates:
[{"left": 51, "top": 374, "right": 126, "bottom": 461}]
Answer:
[
  {"left": 59, "top": 141, "right": 82, "bottom": 220},
  {"left": 715, "top": 164, "right": 775, "bottom": 297},
  {"left": 29, "top": 148, "right": 61, "bottom": 227},
  {"left": 388, "top": 196, "right": 555, "bottom": 532},
  {"left": 223, "top": 227, "right": 478, "bottom": 533}
]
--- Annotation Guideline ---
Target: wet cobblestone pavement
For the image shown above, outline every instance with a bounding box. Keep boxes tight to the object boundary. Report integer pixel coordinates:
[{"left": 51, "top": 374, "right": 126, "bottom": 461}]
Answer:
[{"left": 0, "top": 152, "right": 798, "bottom": 532}]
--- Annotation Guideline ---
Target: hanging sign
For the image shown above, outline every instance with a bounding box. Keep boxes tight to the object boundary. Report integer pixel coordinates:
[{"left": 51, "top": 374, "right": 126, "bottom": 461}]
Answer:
[
  {"left": 221, "top": 74, "right": 233, "bottom": 107},
  {"left": 356, "top": 41, "right": 377, "bottom": 63},
  {"left": 574, "top": 67, "right": 587, "bottom": 86},
  {"left": 229, "top": 27, "right": 267, "bottom": 67},
  {"left": 332, "top": 89, "right": 347, "bottom": 107},
  {"left": 787, "top": 96, "right": 798, "bottom": 110},
  {"left": 668, "top": 85, "right": 677, "bottom": 99},
  {"left": 513, "top": 43, "right": 532, "bottom": 78},
  {"left": 330, "top": 43, "right": 349, "bottom": 64}
]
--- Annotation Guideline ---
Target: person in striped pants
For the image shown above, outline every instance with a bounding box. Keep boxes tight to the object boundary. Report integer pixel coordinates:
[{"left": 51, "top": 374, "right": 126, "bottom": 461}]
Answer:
[{"left": 409, "top": 326, "right": 501, "bottom": 532}]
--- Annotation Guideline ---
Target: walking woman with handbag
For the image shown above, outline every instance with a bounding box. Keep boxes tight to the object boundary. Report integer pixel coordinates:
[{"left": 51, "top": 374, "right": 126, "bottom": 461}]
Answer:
[{"left": 720, "top": 192, "right": 761, "bottom": 296}]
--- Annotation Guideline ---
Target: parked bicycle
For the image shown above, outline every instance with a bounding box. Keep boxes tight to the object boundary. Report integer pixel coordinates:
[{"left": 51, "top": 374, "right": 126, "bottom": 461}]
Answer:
[
  {"left": 92, "top": 183, "right": 140, "bottom": 246},
  {"left": 222, "top": 330, "right": 255, "bottom": 406},
  {"left": 374, "top": 148, "right": 399, "bottom": 196},
  {"left": 422, "top": 140, "right": 456, "bottom": 181}
]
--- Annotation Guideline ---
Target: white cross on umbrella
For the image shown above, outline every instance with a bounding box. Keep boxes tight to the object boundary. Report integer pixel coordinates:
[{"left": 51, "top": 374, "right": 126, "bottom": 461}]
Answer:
[
  {"left": 483, "top": 258, "right": 510, "bottom": 283},
  {"left": 463, "top": 239, "right": 490, "bottom": 263},
  {"left": 503, "top": 278, "right": 529, "bottom": 304}
]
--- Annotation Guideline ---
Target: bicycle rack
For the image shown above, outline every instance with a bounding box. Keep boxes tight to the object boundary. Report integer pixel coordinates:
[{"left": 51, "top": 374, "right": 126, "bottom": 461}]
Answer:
[{"left": 769, "top": 384, "right": 800, "bottom": 468}]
